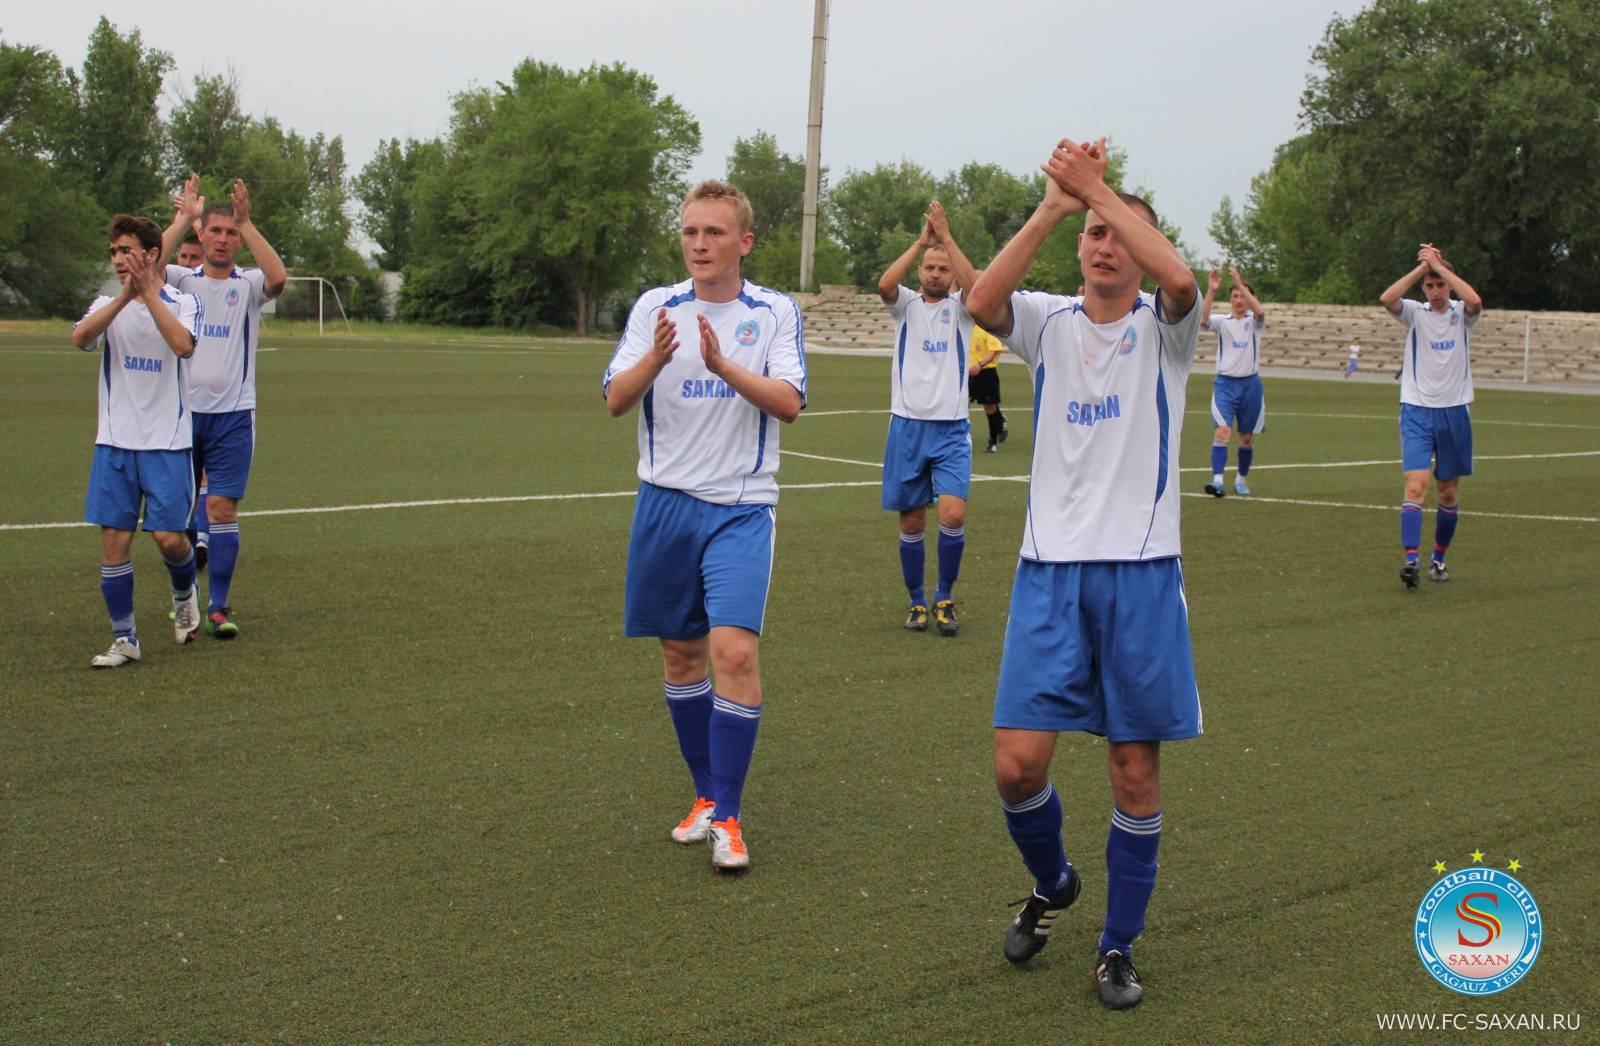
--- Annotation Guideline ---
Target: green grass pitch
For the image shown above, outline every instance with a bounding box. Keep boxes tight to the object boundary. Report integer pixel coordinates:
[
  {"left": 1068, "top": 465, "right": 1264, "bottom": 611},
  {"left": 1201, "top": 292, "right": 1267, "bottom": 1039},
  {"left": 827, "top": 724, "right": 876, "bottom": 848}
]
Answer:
[{"left": 2, "top": 328, "right": 1597, "bottom": 1041}]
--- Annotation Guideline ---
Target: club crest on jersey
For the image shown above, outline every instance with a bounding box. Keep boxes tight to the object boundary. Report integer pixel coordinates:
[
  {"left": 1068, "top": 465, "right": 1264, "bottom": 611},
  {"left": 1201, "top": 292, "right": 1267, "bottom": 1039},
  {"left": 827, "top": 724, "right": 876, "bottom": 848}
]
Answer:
[
  {"left": 735, "top": 320, "right": 760, "bottom": 347},
  {"left": 225, "top": 287, "right": 241, "bottom": 307},
  {"left": 1117, "top": 327, "right": 1138, "bottom": 355},
  {"left": 939, "top": 306, "right": 952, "bottom": 325},
  {"left": 1449, "top": 311, "right": 1459, "bottom": 326}
]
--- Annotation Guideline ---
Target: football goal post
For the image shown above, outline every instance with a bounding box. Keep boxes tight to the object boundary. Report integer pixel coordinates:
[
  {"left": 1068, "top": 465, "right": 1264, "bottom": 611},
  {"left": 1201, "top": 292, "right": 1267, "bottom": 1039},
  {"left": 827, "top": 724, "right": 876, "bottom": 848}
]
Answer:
[
  {"left": 1521, "top": 313, "right": 1599, "bottom": 384},
  {"left": 279, "top": 276, "right": 354, "bottom": 336}
]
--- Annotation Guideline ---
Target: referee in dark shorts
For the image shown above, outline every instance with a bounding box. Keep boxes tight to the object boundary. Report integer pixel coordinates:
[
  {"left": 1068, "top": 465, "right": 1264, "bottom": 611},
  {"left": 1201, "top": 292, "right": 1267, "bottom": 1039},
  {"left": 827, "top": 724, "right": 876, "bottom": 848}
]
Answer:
[{"left": 969, "top": 324, "right": 1009, "bottom": 452}]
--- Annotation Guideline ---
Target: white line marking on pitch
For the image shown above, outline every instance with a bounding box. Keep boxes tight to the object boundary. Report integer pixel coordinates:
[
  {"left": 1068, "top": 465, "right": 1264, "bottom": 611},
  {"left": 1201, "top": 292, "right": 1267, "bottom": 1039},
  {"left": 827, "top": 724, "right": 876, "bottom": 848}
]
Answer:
[{"left": 4, "top": 453, "right": 1594, "bottom": 533}]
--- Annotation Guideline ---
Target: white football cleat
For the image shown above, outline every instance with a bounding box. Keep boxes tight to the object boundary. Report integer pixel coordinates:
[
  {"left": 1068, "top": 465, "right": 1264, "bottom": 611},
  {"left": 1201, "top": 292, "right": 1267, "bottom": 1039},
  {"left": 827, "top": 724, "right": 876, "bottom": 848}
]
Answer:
[
  {"left": 671, "top": 797, "right": 716, "bottom": 844},
  {"left": 91, "top": 636, "right": 142, "bottom": 668},
  {"left": 173, "top": 588, "right": 201, "bottom": 644},
  {"left": 709, "top": 818, "right": 750, "bottom": 872}
]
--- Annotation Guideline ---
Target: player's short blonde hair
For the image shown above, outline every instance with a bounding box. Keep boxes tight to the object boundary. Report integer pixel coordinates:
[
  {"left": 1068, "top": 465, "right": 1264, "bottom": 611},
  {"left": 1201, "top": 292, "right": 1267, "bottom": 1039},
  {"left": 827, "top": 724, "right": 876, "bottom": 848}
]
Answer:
[{"left": 682, "top": 180, "right": 754, "bottom": 235}]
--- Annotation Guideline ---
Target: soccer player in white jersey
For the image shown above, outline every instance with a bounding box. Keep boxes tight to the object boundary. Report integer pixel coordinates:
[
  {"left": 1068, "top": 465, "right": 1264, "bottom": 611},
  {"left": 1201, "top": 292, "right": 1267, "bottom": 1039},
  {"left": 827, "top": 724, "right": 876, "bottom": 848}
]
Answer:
[
  {"left": 1344, "top": 335, "right": 1361, "bottom": 378},
  {"left": 161, "top": 174, "right": 287, "bottom": 638},
  {"left": 1199, "top": 266, "right": 1267, "bottom": 496},
  {"left": 603, "top": 180, "right": 807, "bottom": 873},
  {"left": 1379, "top": 243, "right": 1482, "bottom": 589},
  {"left": 877, "top": 201, "right": 978, "bottom": 636},
  {"left": 73, "top": 215, "right": 205, "bottom": 667},
  {"left": 966, "top": 138, "right": 1203, "bottom": 1011}
]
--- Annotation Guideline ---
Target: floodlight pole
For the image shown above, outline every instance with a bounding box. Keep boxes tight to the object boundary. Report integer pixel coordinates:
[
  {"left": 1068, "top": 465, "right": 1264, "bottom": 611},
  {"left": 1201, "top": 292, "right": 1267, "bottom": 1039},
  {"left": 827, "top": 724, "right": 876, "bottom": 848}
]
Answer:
[{"left": 799, "top": 0, "right": 830, "bottom": 292}]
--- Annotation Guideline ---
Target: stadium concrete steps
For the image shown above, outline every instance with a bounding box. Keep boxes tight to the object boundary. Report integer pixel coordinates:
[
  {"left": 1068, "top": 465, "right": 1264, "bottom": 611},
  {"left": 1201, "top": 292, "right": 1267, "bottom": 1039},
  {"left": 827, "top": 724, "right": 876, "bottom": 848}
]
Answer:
[{"left": 793, "top": 288, "right": 1600, "bottom": 386}]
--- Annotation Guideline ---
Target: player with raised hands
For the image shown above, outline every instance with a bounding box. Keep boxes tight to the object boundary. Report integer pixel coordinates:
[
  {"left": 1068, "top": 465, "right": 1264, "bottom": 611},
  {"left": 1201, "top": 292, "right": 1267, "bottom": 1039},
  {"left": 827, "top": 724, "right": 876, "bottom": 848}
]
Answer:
[
  {"left": 162, "top": 174, "right": 287, "bottom": 638},
  {"left": 1200, "top": 264, "right": 1268, "bottom": 497},
  {"left": 877, "top": 200, "right": 979, "bottom": 636},
  {"left": 966, "top": 136, "right": 1203, "bottom": 1010},
  {"left": 1380, "top": 242, "right": 1483, "bottom": 588}
]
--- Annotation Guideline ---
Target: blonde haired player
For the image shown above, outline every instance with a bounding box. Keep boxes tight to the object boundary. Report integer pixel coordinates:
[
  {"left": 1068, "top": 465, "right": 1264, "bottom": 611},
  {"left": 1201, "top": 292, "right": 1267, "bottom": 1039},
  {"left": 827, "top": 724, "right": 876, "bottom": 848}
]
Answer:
[{"left": 603, "top": 180, "right": 807, "bottom": 872}]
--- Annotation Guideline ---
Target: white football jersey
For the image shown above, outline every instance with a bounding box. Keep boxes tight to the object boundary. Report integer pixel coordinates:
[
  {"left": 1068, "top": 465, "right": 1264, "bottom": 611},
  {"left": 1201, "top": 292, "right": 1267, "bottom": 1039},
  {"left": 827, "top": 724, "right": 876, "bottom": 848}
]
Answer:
[
  {"left": 999, "top": 289, "right": 1202, "bottom": 563},
  {"left": 886, "top": 286, "right": 974, "bottom": 420},
  {"left": 1207, "top": 311, "right": 1264, "bottom": 377},
  {"left": 77, "top": 290, "right": 202, "bottom": 451},
  {"left": 166, "top": 265, "right": 274, "bottom": 413},
  {"left": 1395, "top": 299, "right": 1476, "bottom": 407},
  {"left": 604, "top": 280, "right": 808, "bottom": 506}
]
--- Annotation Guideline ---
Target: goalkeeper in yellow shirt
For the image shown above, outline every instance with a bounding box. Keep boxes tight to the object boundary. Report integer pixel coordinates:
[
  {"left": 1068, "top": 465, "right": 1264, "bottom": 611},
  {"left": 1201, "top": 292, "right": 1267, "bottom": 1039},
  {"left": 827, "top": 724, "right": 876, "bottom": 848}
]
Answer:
[{"left": 969, "top": 324, "right": 1010, "bottom": 452}]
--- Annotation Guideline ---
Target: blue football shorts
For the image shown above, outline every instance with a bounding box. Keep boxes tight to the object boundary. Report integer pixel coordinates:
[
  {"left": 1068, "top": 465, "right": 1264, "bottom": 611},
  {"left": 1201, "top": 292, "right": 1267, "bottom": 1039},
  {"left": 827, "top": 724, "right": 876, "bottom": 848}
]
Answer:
[
  {"left": 1210, "top": 374, "right": 1266, "bottom": 434},
  {"left": 84, "top": 446, "right": 196, "bottom": 532},
  {"left": 993, "top": 557, "right": 1202, "bottom": 742},
  {"left": 191, "top": 409, "right": 255, "bottom": 500},
  {"left": 624, "top": 482, "right": 776, "bottom": 640},
  {"left": 1400, "top": 403, "right": 1473, "bottom": 480},
  {"left": 881, "top": 415, "right": 971, "bottom": 511}
]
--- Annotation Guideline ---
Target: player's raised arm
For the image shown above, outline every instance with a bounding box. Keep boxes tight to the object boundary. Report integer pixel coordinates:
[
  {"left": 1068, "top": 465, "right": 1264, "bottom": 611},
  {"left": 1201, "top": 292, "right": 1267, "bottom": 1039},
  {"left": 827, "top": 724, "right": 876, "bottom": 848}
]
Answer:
[
  {"left": 698, "top": 314, "right": 804, "bottom": 424},
  {"left": 966, "top": 158, "right": 1087, "bottom": 336},
  {"left": 1230, "top": 266, "right": 1267, "bottom": 320},
  {"left": 162, "top": 173, "right": 204, "bottom": 264},
  {"left": 1380, "top": 257, "right": 1429, "bottom": 317},
  {"left": 606, "top": 308, "right": 679, "bottom": 417},
  {"left": 925, "top": 202, "right": 979, "bottom": 294},
  {"left": 1200, "top": 268, "right": 1222, "bottom": 329},
  {"left": 127, "top": 249, "right": 196, "bottom": 358},
  {"left": 1047, "top": 138, "right": 1196, "bottom": 315},
  {"left": 1421, "top": 245, "right": 1483, "bottom": 316},
  {"left": 72, "top": 293, "right": 130, "bottom": 350},
  {"left": 878, "top": 219, "right": 936, "bottom": 304},
  {"left": 231, "top": 180, "right": 288, "bottom": 297}
]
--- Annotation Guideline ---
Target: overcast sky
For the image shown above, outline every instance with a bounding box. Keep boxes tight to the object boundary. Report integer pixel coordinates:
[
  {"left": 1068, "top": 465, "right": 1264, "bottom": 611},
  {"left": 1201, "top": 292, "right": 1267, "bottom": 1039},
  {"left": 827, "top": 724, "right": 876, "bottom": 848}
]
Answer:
[{"left": 11, "top": 1, "right": 1363, "bottom": 263}]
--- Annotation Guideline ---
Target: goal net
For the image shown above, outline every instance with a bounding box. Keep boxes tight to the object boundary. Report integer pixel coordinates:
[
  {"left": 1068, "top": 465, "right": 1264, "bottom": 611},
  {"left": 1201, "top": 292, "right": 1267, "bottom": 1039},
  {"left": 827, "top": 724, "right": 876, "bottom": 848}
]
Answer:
[{"left": 273, "top": 276, "right": 353, "bottom": 335}]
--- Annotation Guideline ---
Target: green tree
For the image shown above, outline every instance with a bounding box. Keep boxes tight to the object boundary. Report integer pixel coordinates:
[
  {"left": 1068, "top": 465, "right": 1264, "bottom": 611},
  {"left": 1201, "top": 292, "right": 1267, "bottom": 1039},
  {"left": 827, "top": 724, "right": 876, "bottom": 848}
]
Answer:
[
  {"left": 69, "top": 17, "right": 172, "bottom": 214},
  {"left": 0, "top": 39, "right": 103, "bottom": 315},
  {"left": 165, "top": 72, "right": 247, "bottom": 182},
  {"left": 829, "top": 161, "right": 938, "bottom": 287},
  {"left": 724, "top": 130, "right": 849, "bottom": 291},
  {"left": 354, "top": 137, "right": 439, "bottom": 270},
  {"left": 1214, "top": 0, "right": 1600, "bottom": 308},
  {"left": 474, "top": 61, "right": 699, "bottom": 333}
]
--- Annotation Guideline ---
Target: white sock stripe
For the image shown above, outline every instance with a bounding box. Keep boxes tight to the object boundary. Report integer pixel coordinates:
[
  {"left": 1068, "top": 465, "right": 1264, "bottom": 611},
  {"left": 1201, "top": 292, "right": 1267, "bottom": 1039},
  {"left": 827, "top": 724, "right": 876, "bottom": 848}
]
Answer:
[
  {"left": 1000, "top": 783, "right": 1055, "bottom": 814},
  {"left": 664, "top": 678, "right": 713, "bottom": 699},
  {"left": 100, "top": 562, "right": 134, "bottom": 577},
  {"left": 210, "top": 522, "right": 240, "bottom": 534},
  {"left": 899, "top": 530, "right": 925, "bottom": 542},
  {"left": 711, "top": 695, "right": 762, "bottom": 719},
  {"left": 939, "top": 525, "right": 965, "bottom": 538},
  {"left": 1111, "top": 809, "right": 1163, "bottom": 835}
]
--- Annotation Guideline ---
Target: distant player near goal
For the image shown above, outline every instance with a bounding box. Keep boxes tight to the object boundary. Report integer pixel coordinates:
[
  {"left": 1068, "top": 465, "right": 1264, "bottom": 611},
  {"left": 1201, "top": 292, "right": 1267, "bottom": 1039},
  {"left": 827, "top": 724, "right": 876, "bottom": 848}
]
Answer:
[
  {"left": 1344, "top": 336, "right": 1361, "bottom": 378},
  {"left": 162, "top": 174, "right": 288, "bottom": 638},
  {"left": 603, "top": 180, "right": 807, "bottom": 873},
  {"left": 1200, "top": 266, "right": 1266, "bottom": 497},
  {"left": 73, "top": 215, "right": 204, "bottom": 667},
  {"left": 1379, "top": 243, "right": 1482, "bottom": 589}
]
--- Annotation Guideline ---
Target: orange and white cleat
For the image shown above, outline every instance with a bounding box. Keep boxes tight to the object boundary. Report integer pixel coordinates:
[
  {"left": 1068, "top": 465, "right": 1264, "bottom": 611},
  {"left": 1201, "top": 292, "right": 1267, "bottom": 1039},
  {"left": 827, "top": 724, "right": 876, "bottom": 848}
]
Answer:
[
  {"left": 671, "top": 797, "right": 716, "bottom": 844},
  {"left": 709, "top": 817, "right": 749, "bottom": 872}
]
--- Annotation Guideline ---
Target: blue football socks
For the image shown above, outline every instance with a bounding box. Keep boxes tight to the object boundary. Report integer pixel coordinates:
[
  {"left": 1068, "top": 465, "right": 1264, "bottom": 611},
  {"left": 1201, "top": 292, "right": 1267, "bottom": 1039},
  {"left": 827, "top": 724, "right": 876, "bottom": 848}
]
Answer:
[
  {"left": 208, "top": 522, "right": 239, "bottom": 611},
  {"left": 100, "top": 561, "right": 136, "bottom": 640},
  {"left": 935, "top": 524, "right": 964, "bottom": 603},
  {"left": 664, "top": 677, "right": 715, "bottom": 800},
  {"left": 1434, "top": 504, "right": 1459, "bottom": 561},
  {"left": 1002, "top": 783, "right": 1072, "bottom": 897},
  {"left": 1100, "top": 807, "right": 1162, "bottom": 957},
  {"left": 709, "top": 695, "right": 761, "bottom": 823},
  {"left": 899, "top": 529, "right": 926, "bottom": 607},
  {"left": 1237, "top": 446, "right": 1254, "bottom": 477},
  {"left": 1400, "top": 502, "right": 1423, "bottom": 563},
  {"left": 1210, "top": 441, "right": 1228, "bottom": 479},
  {"left": 163, "top": 545, "right": 197, "bottom": 601}
]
